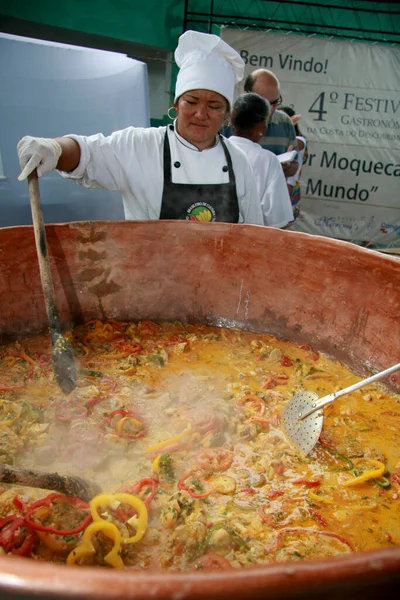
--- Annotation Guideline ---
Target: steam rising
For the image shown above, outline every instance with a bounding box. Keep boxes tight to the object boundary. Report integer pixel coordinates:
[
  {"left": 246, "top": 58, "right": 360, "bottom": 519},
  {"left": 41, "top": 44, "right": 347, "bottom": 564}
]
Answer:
[{"left": 18, "top": 365, "right": 237, "bottom": 495}]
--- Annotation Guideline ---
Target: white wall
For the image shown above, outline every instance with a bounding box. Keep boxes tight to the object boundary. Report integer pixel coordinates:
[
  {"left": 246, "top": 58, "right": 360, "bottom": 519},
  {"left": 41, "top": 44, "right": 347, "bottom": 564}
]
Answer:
[{"left": 0, "top": 34, "right": 150, "bottom": 226}]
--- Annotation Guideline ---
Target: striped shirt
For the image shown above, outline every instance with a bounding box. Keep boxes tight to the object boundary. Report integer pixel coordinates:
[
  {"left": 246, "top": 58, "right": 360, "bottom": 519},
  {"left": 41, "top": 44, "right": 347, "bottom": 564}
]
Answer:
[{"left": 260, "top": 110, "right": 297, "bottom": 156}]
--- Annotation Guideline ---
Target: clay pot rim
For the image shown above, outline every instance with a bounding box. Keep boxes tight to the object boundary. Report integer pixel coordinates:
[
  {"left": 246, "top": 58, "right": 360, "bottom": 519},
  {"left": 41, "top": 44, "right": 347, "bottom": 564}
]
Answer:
[
  {"left": 6, "top": 218, "right": 400, "bottom": 262},
  {"left": 1, "top": 545, "right": 400, "bottom": 599}
]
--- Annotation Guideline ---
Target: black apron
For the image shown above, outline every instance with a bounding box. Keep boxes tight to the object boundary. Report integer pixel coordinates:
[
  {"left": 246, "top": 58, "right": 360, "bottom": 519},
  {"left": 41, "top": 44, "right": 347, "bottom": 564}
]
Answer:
[{"left": 159, "top": 126, "right": 240, "bottom": 222}]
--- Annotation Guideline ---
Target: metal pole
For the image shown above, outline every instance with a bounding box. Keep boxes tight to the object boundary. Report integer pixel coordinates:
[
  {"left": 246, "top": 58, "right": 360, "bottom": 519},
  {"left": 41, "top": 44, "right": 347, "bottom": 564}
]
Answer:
[
  {"left": 183, "top": 0, "right": 189, "bottom": 33},
  {"left": 209, "top": 0, "right": 214, "bottom": 34}
]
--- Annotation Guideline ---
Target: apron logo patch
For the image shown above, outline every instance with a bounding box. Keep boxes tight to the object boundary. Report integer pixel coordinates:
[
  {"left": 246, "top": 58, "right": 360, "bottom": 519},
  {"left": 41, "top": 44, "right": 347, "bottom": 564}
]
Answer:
[{"left": 186, "top": 202, "right": 216, "bottom": 222}]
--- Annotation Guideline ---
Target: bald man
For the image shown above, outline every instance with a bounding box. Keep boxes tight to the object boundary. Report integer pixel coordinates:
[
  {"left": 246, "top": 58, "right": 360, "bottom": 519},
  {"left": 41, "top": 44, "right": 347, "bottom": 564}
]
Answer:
[{"left": 244, "top": 69, "right": 298, "bottom": 178}]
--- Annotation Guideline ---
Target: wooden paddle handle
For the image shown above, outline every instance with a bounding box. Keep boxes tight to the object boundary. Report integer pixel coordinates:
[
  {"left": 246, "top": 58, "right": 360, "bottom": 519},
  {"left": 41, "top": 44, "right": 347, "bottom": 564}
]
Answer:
[
  {"left": 27, "top": 171, "right": 59, "bottom": 326},
  {"left": 0, "top": 463, "right": 101, "bottom": 503},
  {"left": 27, "top": 171, "right": 77, "bottom": 394}
]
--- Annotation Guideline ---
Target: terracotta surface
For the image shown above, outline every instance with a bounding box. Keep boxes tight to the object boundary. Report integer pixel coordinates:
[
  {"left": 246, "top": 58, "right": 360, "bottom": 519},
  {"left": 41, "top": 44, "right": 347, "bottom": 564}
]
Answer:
[{"left": 0, "top": 220, "right": 399, "bottom": 599}]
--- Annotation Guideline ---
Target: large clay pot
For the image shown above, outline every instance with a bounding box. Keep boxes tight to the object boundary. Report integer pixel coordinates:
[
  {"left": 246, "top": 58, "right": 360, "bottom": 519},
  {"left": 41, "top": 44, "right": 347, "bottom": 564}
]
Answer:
[{"left": 0, "top": 221, "right": 399, "bottom": 599}]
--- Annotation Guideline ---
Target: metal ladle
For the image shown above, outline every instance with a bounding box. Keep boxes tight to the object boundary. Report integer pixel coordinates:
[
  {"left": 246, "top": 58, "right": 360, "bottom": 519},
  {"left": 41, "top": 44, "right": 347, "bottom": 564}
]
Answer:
[{"left": 282, "top": 362, "right": 400, "bottom": 456}]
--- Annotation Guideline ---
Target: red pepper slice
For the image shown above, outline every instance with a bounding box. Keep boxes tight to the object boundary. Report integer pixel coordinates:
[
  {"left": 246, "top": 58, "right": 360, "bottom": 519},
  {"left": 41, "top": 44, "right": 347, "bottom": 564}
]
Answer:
[
  {"left": 117, "top": 478, "right": 158, "bottom": 505},
  {"left": 115, "top": 477, "right": 158, "bottom": 522},
  {"left": 293, "top": 478, "right": 321, "bottom": 487},
  {"left": 85, "top": 394, "right": 104, "bottom": 410},
  {"left": 258, "top": 505, "right": 281, "bottom": 528},
  {"left": 0, "top": 514, "right": 19, "bottom": 530},
  {"left": 12, "top": 530, "right": 35, "bottom": 556},
  {"left": 281, "top": 355, "right": 293, "bottom": 367},
  {"left": 0, "top": 515, "right": 22, "bottom": 550},
  {"left": 115, "top": 506, "right": 130, "bottom": 522},
  {"left": 241, "top": 487, "right": 256, "bottom": 495},
  {"left": 24, "top": 493, "right": 92, "bottom": 536},
  {"left": 308, "top": 509, "right": 327, "bottom": 526},
  {"left": 266, "top": 490, "right": 284, "bottom": 499},
  {"left": 131, "top": 478, "right": 157, "bottom": 504},
  {"left": 116, "top": 342, "right": 143, "bottom": 353},
  {"left": 0, "top": 515, "right": 34, "bottom": 556},
  {"left": 178, "top": 474, "right": 212, "bottom": 499},
  {"left": 0, "top": 385, "right": 25, "bottom": 392},
  {"left": 12, "top": 495, "right": 28, "bottom": 513},
  {"left": 163, "top": 335, "right": 187, "bottom": 347}
]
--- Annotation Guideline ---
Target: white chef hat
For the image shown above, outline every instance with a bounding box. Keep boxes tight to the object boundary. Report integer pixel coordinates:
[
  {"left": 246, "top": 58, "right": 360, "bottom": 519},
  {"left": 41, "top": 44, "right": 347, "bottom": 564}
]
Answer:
[{"left": 174, "top": 30, "right": 245, "bottom": 109}]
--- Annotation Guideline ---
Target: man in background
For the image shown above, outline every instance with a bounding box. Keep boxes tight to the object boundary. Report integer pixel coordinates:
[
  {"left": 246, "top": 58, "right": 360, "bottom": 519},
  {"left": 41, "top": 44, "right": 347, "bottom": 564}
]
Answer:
[{"left": 243, "top": 69, "right": 298, "bottom": 179}]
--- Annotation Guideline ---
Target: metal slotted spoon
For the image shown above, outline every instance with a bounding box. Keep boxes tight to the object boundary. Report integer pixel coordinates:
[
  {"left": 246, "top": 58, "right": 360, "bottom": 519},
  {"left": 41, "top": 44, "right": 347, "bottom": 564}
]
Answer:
[{"left": 282, "top": 362, "right": 400, "bottom": 456}]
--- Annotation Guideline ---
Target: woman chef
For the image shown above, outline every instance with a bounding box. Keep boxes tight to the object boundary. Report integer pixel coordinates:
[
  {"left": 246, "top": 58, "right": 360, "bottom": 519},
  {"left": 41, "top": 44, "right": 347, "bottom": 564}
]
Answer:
[{"left": 17, "top": 31, "right": 263, "bottom": 225}]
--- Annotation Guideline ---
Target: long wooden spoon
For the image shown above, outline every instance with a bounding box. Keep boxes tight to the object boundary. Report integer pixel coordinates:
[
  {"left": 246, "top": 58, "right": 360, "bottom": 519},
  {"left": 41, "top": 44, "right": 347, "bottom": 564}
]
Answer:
[
  {"left": 0, "top": 464, "right": 101, "bottom": 503},
  {"left": 27, "top": 171, "right": 77, "bottom": 394}
]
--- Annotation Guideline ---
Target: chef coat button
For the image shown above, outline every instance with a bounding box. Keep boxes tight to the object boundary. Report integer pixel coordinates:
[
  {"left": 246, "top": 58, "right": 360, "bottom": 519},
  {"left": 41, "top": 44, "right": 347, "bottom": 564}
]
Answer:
[
  {"left": 174, "top": 161, "right": 181, "bottom": 168},
  {"left": 169, "top": 124, "right": 174, "bottom": 130},
  {"left": 222, "top": 165, "right": 228, "bottom": 172}
]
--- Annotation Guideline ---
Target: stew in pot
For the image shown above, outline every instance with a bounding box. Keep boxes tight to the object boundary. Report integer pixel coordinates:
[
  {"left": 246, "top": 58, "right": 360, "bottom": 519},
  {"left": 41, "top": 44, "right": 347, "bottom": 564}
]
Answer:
[{"left": 0, "top": 320, "right": 399, "bottom": 569}]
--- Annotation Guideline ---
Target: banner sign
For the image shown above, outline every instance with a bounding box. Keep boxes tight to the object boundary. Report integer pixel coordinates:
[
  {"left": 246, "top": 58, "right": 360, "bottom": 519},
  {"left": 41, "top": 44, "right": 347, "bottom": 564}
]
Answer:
[{"left": 221, "top": 28, "right": 400, "bottom": 248}]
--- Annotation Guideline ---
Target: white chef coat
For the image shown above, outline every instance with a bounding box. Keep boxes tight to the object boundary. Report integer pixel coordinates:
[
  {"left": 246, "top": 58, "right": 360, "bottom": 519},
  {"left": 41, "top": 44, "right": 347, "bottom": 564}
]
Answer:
[
  {"left": 229, "top": 136, "right": 294, "bottom": 228},
  {"left": 59, "top": 125, "right": 263, "bottom": 225}
]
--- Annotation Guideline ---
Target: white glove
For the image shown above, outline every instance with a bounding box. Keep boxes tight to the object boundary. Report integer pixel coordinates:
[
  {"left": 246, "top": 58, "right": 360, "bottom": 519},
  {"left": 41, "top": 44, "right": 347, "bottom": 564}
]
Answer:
[{"left": 17, "top": 136, "right": 62, "bottom": 181}]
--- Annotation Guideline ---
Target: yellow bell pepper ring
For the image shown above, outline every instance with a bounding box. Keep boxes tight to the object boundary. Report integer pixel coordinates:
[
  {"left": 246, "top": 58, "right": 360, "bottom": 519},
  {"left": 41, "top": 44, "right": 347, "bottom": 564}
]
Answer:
[
  {"left": 145, "top": 422, "right": 192, "bottom": 454},
  {"left": 66, "top": 521, "right": 124, "bottom": 569},
  {"left": 115, "top": 416, "right": 144, "bottom": 437},
  {"left": 152, "top": 454, "right": 162, "bottom": 473},
  {"left": 89, "top": 492, "right": 148, "bottom": 544},
  {"left": 342, "top": 459, "right": 385, "bottom": 487},
  {"left": 308, "top": 488, "right": 335, "bottom": 504}
]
